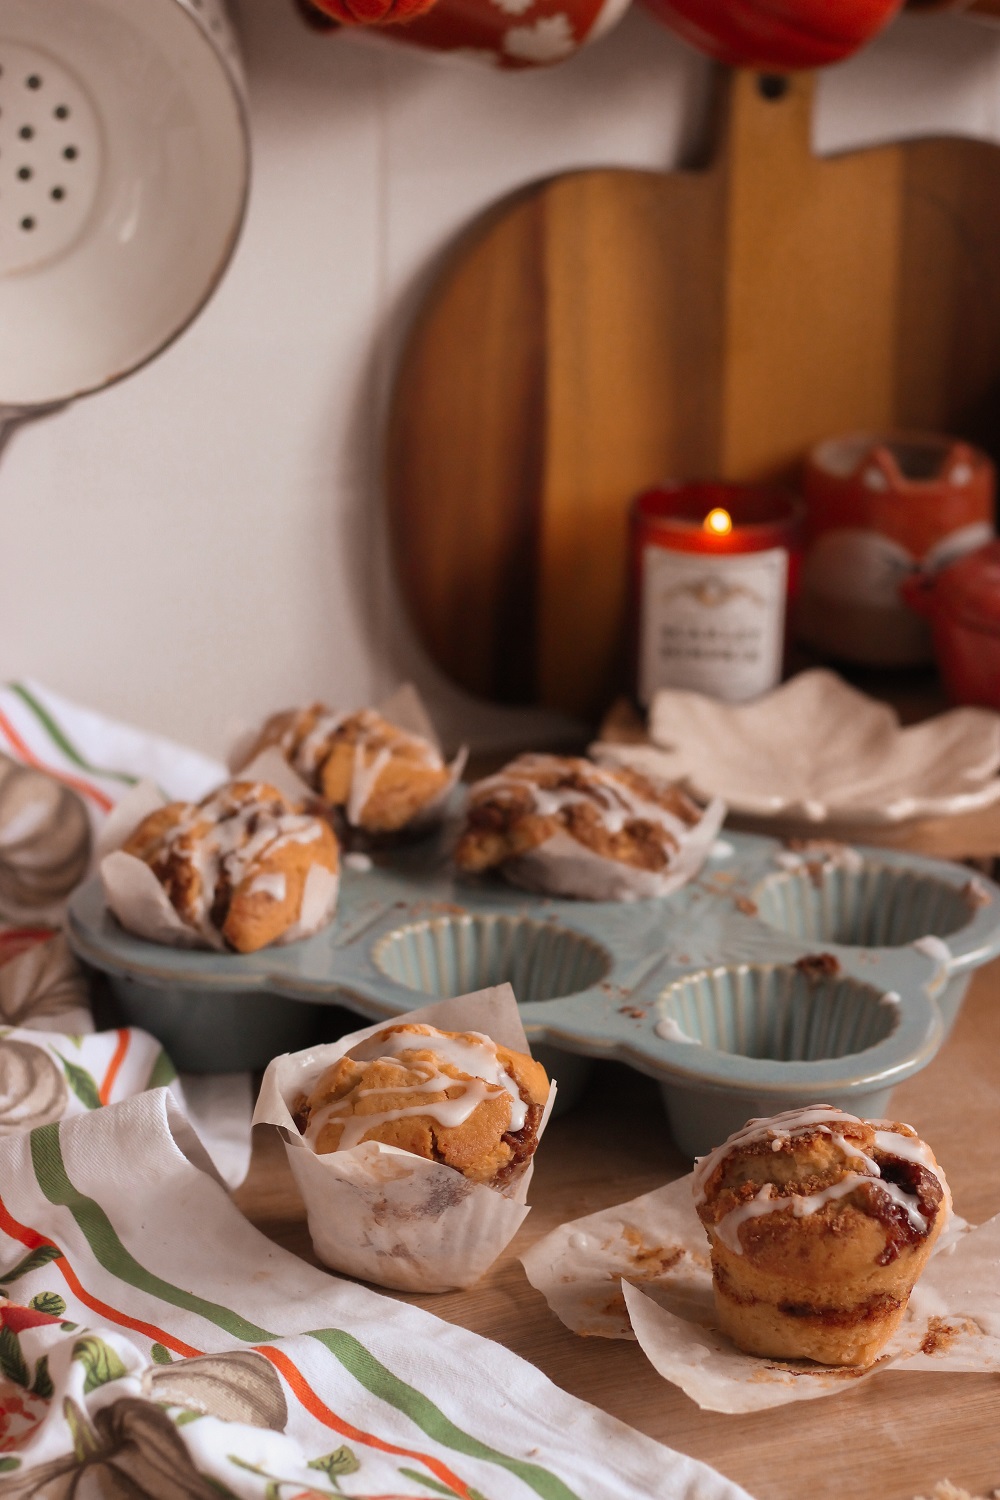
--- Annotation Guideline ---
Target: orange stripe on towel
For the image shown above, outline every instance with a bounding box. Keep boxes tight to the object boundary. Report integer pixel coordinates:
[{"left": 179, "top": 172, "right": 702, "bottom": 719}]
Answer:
[
  {"left": 0, "top": 707, "right": 114, "bottom": 812},
  {"left": 99, "top": 1030, "right": 131, "bottom": 1106},
  {"left": 0, "top": 1192, "right": 200, "bottom": 1358},
  {"left": 255, "top": 1344, "right": 473, "bottom": 1500}
]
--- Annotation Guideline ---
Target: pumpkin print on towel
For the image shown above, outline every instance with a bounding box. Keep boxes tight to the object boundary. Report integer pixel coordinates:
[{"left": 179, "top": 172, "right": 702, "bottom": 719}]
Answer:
[
  {"left": 0, "top": 935, "right": 92, "bottom": 1035},
  {"left": 0, "top": 1040, "right": 68, "bottom": 1135},
  {"left": 0, "top": 757, "right": 91, "bottom": 922},
  {"left": 0, "top": 1026, "right": 177, "bottom": 1132}
]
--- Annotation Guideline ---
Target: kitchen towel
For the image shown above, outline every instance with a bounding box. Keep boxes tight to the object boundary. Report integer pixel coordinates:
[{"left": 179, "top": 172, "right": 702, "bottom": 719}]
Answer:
[
  {"left": 0, "top": 1089, "right": 756, "bottom": 1500},
  {"left": 0, "top": 681, "right": 251, "bottom": 1186}
]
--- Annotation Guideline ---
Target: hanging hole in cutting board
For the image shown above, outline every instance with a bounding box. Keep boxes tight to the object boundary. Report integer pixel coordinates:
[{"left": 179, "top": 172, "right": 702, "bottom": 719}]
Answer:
[{"left": 757, "top": 74, "right": 790, "bottom": 101}]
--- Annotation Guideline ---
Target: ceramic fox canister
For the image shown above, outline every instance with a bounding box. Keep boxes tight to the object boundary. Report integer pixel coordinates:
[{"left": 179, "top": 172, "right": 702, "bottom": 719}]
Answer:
[{"left": 796, "top": 431, "right": 995, "bottom": 667}]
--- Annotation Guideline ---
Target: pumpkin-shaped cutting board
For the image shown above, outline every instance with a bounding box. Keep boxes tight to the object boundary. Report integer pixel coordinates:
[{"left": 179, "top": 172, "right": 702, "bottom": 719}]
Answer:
[{"left": 387, "top": 69, "right": 1000, "bottom": 718}]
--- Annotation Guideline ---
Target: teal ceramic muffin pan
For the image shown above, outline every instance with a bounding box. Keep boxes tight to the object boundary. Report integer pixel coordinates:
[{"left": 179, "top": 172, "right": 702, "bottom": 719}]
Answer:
[{"left": 66, "top": 830, "right": 1000, "bottom": 1156}]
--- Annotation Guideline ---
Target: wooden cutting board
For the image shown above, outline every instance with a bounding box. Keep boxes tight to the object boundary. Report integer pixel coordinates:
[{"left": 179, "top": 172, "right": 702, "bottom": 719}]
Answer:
[{"left": 387, "top": 69, "right": 1000, "bottom": 719}]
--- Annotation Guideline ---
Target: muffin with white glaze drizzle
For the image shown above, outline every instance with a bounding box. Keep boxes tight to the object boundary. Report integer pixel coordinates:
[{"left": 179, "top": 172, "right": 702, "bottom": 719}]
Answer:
[
  {"left": 114, "top": 781, "right": 339, "bottom": 954},
  {"left": 237, "top": 704, "right": 455, "bottom": 834},
  {"left": 295, "top": 1022, "right": 550, "bottom": 1188},
  {"left": 454, "top": 753, "right": 722, "bottom": 900},
  {"left": 693, "top": 1106, "right": 950, "bottom": 1367}
]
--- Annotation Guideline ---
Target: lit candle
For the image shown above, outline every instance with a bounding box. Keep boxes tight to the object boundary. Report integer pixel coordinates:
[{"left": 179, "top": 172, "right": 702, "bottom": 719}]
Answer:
[{"left": 631, "top": 483, "right": 802, "bottom": 705}]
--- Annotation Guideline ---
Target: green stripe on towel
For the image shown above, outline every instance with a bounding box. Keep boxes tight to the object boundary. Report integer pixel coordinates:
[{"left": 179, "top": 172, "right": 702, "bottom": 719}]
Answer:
[
  {"left": 29, "top": 1124, "right": 273, "bottom": 1342},
  {"left": 309, "top": 1330, "right": 581, "bottom": 1500},
  {"left": 30, "top": 1123, "right": 579, "bottom": 1500},
  {"left": 9, "top": 682, "right": 139, "bottom": 788}
]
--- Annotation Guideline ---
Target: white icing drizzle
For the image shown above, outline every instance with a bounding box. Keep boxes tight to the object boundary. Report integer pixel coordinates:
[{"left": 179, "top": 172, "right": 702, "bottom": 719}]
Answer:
[
  {"left": 284, "top": 708, "right": 445, "bottom": 821},
  {"left": 306, "top": 1024, "right": 530, "bottom": 1153},
  {"left": 248, "top": 872, "right": 287, "bottom": 902},
  {"left": 469, "top": 754, "right": 698, "bottom": 842},
  {"left": 872, "top": 1128, "right": 938, "bottom": 1170},
  {"left": 693, "top": 1107, "right": 858, "bottom": 1204},
  {"left": 310, "top": 1075, "right": 499, "bottom": 1152},
  {"left": 693, "top": 1106, "right": 947, "bottom": 1253},
  {"left": 713, "top": 1176, "right": 863, "bottom": 1254},
  {"left": 829, "top": 1132, "right": 877, "bottom": 1171},
  {"left": 913, "top": 935, "right": 952, "bottom": 968},
  {"left": 655, "top": 1017, "right": 698, "bottom": 1044},
  {"left": 143, "top": 784, "right": 327, "bottom": 943},
  {"left": 346, "top": 742, "right": 393, "bottom": 826},
  {"left": 774, "top": 843, "right": 864, "bottom": 874},
  {"left": 285, "top": 711, "right": 348, "bottom": 776}
]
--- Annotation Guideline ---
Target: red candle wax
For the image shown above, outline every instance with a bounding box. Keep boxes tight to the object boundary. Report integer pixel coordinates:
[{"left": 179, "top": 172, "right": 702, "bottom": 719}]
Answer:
[{"left": 631, "top": 482, "right": 802, "bottom": 705}]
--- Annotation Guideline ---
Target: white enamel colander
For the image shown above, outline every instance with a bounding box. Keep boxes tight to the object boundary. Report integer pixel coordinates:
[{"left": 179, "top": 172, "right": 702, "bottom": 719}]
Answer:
[{"left": 0, "top": 0, "right": 249, "bottom": 450}]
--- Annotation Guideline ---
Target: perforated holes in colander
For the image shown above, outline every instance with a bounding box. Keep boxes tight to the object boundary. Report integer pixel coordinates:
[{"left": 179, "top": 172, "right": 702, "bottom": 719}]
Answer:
[{"left": 0, "top": 44, "right": 103, "bottom": 277}]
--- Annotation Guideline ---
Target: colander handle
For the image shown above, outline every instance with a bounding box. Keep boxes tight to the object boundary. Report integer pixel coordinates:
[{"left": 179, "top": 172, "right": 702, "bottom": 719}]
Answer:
[{"left": 0, "top": 404, "right": 69, "bottom": 463}]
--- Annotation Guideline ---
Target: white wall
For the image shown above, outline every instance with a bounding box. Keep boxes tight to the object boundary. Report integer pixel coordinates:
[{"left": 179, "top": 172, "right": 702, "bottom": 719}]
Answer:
[{"left": 1, "top": 2, "right": 999, "bottom": 757}]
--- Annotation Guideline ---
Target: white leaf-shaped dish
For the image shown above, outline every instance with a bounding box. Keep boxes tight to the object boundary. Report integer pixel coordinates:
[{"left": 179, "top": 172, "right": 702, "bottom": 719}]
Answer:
[{"left": 592, "top": 670, "right": 1000, "bottom": 824}]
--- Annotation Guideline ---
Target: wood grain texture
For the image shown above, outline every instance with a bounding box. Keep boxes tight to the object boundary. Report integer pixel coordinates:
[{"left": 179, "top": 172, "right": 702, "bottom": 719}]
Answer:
[
  {"left": 387, "top": 68, "right": 1000, "bottom": 718},
  {"left": 234, "top": 962, "right": 1000, "bottom": 1500}
]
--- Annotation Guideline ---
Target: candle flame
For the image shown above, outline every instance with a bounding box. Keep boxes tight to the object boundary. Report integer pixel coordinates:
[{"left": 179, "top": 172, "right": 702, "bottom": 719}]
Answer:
[{"left": 704, "top": 507, "right": 733, "bottom": 536}]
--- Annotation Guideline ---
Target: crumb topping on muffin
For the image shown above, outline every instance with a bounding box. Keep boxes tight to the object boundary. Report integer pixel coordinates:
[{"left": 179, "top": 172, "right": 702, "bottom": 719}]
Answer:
[
  {"left": 296, "top": 1023, "right": 549, "bottom": 1187},
  {"left": 121, "top": 780, "right": 338, "bottom": 952},
  {"left": 455, "top": 754, "right": 703, "bottom": 875},
  {"left": 694, "top": 1106, "right": 948, "bottom": 1264}
]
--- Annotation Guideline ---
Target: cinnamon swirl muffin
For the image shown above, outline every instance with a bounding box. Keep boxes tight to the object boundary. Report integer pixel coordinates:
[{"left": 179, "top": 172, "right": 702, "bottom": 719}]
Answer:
[
  {"left": 238, "top": 705, "right": 453, "bottom": 834},
  {"left": 454, "top": 753, "right": 708, "bottom": 892},
  {"left": 116, "top": 781, "right": 339, "bottom": 953},
  {"left": 296, "top": 1023, "right": 550, "bottom": 1188},
  {"left": 694, "top": 1107, "right": 950, "bottom": 1367}
]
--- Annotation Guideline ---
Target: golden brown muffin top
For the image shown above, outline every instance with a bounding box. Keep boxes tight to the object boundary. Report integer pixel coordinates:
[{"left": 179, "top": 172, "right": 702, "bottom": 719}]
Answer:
[
  {"left": 467, "top": 755, "right": 701, "bottom": 826},
  {"left": 122, "top": 780, "right": 336, "bottom": 946},
  {"left": 297, "top": 1023, "right": 549, "bottom": 1186},
  {"left": 456, "top": 754, "right": 704, "bottom": 875},
  {"left": 694, "top": 1107, "right": 948, "bottom": 1264},
  {"left": 261, "top": 705, "right": 444, "bottom": 783}
]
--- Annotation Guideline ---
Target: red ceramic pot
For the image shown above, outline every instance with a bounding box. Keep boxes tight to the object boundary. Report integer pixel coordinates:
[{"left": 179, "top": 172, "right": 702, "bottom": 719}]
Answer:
[
  {"left": 640, "top": 0, "right": 905, "bottom": 68},
  {"left": 297, "top": 0, "right": 630, "bottom": 63},
  {"left": 303, "top": 0, "right": 436, "bottom": 24},
  {"left": 902, "top": 540, "right": 1000, "bottom": 708}
]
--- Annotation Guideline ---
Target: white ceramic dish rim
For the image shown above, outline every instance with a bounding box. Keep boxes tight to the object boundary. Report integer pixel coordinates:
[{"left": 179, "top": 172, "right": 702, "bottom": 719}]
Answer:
[
  {"left": 595, "top": 670, "right": 1000, "bottom": 825},
  {"left": 0, "top": 0, "right": 250, "bottom": 411}
]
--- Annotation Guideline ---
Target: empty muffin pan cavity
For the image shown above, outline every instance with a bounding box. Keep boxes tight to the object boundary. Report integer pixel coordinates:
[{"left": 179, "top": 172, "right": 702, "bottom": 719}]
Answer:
[
  {"left": 655, "top": 963, "right": 897, "bottom": 1063},
  {"left": 371, "top": 914, "right": 611, "bottom": 1004},
  {"left": 753, "top": 861, "right": 974, "bottom": 949}
]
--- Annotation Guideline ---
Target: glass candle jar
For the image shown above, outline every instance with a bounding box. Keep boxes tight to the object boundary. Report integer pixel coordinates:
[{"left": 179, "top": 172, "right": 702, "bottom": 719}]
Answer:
[{"left": 632, "top": 482, "right": 802, "bottom": 705}]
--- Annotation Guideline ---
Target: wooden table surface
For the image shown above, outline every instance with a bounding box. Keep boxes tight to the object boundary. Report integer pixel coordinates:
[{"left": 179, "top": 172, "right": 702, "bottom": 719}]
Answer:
[{"left": 232, "top": 962, "right": 1000, "bottom": 1500}]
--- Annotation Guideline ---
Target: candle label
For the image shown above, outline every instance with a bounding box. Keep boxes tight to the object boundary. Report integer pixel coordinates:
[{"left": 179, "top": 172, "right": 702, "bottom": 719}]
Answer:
[{"left": 638, "top": 544, "right": 788, "bottom": 704}]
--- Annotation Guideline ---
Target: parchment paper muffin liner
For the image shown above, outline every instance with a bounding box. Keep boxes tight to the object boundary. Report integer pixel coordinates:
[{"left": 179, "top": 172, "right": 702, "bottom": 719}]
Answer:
[
  {"left": 254, "top": 984, "right": 557, "bottom": 1292},
  {"left": 521, "top": 1169, "right": 1000, "bottom": 1412},
  {"left": 97, "top": 780, "right": 339, "bottom": 952},
  {"left": 230, "top": 683, "right": 467, "bottom": 836},
  {"left": 500, "top": 796, "right": 726, "bottom": 901}
]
